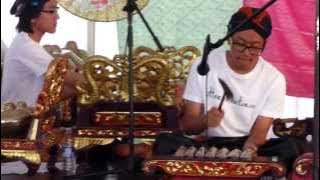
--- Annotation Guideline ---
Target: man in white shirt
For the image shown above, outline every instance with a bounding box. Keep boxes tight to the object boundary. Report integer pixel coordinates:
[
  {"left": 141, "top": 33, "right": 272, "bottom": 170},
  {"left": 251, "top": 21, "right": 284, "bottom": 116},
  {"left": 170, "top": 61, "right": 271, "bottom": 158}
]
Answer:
[
  {"left": 153, "top": 6, "right": 304, "bottom": 172},
  {"left": 1, "top": 0, "right": 83, "bottom": 107}
]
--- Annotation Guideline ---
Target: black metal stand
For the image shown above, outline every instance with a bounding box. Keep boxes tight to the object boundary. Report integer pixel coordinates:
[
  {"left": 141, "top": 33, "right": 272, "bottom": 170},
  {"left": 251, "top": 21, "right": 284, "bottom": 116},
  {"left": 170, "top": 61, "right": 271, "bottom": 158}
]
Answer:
[
  {"left": 124, "top": 0, "right": 164, "bottom": 52},
  {"left": 122, "top": 0, "right": 166, "bottom": 173},
  {"left": 122, "top": 0, "right": 135, "bottom": 173},
  {"left": 135, "top": 3, "right": 164, "bottom": 51}
]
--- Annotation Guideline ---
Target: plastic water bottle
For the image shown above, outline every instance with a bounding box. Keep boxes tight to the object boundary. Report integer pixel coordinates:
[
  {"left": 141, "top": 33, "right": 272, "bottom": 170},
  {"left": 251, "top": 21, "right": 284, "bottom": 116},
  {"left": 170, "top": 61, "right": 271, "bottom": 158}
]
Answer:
[{"left": 62, "top": 127, "right": 76, "bottom": 175}]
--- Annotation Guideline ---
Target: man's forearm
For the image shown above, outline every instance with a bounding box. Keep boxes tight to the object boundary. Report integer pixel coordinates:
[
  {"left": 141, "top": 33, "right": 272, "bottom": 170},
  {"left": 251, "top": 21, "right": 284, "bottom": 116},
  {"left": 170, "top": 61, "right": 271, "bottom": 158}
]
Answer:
[
  {"left": 180, "top": 114, "right": 207, "bottom": 135},
  {"left": 243, "top": 116, "right": 273, "bottom": 152},
  {"left": 243, "top": 136, "right": 267, "bottom": 152}
]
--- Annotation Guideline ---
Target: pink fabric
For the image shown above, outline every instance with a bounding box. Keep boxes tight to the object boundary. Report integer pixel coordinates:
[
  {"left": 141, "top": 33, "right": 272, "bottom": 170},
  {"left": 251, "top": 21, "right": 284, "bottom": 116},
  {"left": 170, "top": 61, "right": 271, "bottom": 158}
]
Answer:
[{"left": 244, "top": 0, "right": 316, "bottom": 97}]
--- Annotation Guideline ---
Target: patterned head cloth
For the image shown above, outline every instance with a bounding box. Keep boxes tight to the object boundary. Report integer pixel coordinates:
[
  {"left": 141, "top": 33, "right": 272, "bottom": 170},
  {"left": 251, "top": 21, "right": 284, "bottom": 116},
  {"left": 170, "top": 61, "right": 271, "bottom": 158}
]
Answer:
[{"left": 227, "top": 6, "right": 272, "bottom": 39}]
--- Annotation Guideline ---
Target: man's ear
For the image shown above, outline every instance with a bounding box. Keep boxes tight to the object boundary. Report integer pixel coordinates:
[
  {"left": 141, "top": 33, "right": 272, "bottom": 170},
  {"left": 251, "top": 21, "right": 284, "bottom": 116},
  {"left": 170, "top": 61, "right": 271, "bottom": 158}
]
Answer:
[
  {"left": 262, "top": 40, "right": 267, "bottom": 50},
  {"left": 227, "top": 38, "right": 232, "bottom": 45},
  {"left": 226, "top": 39, "right": 232, "bottom": 51},
  {"left": 31, "top": 18, "right": 37, "bottom": 24}
]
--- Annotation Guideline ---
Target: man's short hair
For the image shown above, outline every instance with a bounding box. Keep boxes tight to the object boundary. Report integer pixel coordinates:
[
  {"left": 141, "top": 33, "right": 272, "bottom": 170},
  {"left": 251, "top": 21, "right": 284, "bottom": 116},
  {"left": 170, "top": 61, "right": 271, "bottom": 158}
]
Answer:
[{"left": 10, "top": 0, "right": 49, "bottom": 33}]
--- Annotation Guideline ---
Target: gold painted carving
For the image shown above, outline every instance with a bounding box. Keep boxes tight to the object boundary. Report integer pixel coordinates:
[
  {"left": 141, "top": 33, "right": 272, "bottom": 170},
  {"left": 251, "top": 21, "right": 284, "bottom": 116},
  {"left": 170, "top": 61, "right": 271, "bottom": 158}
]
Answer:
[
  {"left": 34, "top": 57, "right": 69, "bottom": 117},
  {"left": 143, "top": 159, "right": 285, "bottom": 178},
  {"left": 1, "top": 150, "right": 41, "bottom": 165},
  {"left": 74, "top": 137, "right": 114, "bottom": 150},
  {"left": 94, "top": 111, "right": 162, "bottom": 126},
  {"left": 77, "top": 46, "right": 200, "bottom": 106}
]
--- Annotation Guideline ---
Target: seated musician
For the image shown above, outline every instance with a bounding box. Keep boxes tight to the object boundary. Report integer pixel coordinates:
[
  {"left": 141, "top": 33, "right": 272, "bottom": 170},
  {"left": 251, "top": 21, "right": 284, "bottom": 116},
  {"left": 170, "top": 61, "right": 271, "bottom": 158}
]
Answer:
[
  {"left": 1, "top": 0, "right": 84, "bottom": 107},
  {"left": 64, "top": 40, "right": 90, "bottom": 60},
  {"left": 153, "top": 6, "right": 305, "bottom": 172}
]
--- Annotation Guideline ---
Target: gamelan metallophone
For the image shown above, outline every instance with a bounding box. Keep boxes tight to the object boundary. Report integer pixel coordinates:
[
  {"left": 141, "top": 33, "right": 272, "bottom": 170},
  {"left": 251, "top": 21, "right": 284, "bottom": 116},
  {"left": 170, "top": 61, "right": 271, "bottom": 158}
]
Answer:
[{"left": 143, "top": 146, "right": 286, "bottom": 180}]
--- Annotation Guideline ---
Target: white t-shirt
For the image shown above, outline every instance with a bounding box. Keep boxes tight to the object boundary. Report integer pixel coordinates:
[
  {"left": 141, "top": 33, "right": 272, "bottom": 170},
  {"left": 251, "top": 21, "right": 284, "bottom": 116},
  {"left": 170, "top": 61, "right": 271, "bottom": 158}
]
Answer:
[
  {"left": 183, "top": 48, "right": 286, "bottom": 138},
  {"left": 1, "top": 32, "right": 53, "bottom": 107},
  {"left": 1, "top": 40, "right": 7, "bottom": 65}
]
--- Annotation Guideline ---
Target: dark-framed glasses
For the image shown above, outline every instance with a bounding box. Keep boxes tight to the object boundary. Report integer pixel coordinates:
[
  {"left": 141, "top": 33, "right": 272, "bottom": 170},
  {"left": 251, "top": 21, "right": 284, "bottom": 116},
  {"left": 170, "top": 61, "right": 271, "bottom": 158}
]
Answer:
[
  {"left": 41, "top": 7, "right": 59, "bottom": 14},
  {"left": 232, "top": 42, "right": 263, "bottom": 56}
]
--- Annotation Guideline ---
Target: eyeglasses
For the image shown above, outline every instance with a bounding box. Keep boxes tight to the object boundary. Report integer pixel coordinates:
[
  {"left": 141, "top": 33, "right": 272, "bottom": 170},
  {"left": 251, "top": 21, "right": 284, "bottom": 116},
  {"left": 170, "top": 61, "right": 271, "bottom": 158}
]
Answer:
[
  {"left": 41, "top": 7, "right": 59, "bottom": 15},
  {"left": 231, "top": 42, "right": 263, "bottom": 56}
]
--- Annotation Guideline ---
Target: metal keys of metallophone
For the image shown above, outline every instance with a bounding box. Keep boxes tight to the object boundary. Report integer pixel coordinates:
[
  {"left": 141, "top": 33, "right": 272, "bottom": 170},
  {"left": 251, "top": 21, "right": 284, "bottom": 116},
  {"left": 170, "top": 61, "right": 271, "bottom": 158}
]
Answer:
[{"left": 174, "top": 146, "right": 254, "bottom": 160}]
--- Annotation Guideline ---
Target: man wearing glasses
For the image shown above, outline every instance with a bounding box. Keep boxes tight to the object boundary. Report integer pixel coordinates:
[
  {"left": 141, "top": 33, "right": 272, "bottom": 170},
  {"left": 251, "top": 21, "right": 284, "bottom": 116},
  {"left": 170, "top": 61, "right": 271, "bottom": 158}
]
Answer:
[
  {"left": 154, "top": 6, "right": 304, "bottom": 173},
  {"left": 1, "top": 0, "right": 83, "bottom": 107}
]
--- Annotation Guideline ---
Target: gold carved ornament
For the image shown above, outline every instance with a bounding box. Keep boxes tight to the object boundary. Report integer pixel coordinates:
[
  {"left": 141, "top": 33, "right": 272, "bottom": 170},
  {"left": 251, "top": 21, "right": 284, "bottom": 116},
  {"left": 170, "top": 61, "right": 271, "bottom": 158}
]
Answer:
[
  {"left": 73, "top": 128, "right": 173, "bottom": 149},
  {"left": 1, "top": 57, "right": 69, "bottom": 167},
  {"left": 33, "top": 57, "right": 69, "bottom": 161},
  {"left": 1, "top": 140, "right": 41, "bottom": 165},
  {"left": 143, "top": 159, "right": 285, "bottom": 178},
  {"left": 76, "top": 55, "right": 123, "bottom": 105},
  {"left": 76, "top": 53, "right": 169, "bottom": 105},
  {"left": 34, "top": 57, "right": 69, "bottom": 118},
  {"left": 76, "top": 46, "right": 200, "bottom": 106},
  {"left": 73, "top": 46, "right": 200, "bottom": 149},
  {"left": 154, "top": 46, "right": 201, "bottom": 106},
  {"left": 93, "top": 111, "right": 162, "bottom": 127}
]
